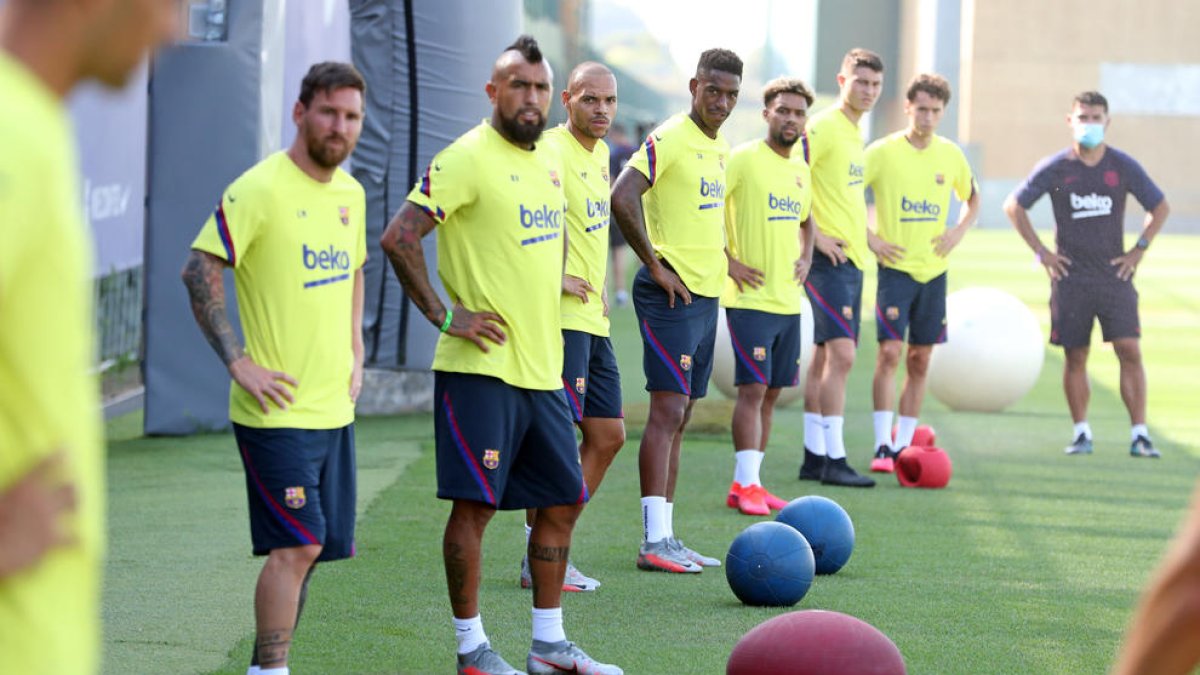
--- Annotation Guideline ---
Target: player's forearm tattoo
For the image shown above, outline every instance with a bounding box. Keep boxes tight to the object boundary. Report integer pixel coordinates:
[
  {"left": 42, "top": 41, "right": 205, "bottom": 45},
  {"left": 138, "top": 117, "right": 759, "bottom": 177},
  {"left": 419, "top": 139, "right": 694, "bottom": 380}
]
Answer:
[
  {"left": 381, "top": 205, "right": 446, "bottom": 325},
  {"left": 255, "top": 629, "right": 292, "bottom": 668},
  {"left": 611, "top": 172, "right": 658, "bottom": 267},
  {"left": 181, "top": 250, "right": 244, "bottom": 366},
  {"left": 443, "top": 541, "right": 471, "bottom": 608},
  {"left": 528, "top": 542, "right": 570, "bottom": 563}
]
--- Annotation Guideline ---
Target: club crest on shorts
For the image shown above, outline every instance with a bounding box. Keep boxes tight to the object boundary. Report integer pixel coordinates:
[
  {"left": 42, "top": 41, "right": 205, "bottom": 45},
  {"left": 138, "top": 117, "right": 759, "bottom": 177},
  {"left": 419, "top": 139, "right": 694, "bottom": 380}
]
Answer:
[
  {"left": 753, "top": 346, "right": 767, "bottom": 361},
  {"left": 284, "top": 487, "right": 306, "bottom": 509},
  {"left": 339, "top": 205, "right": 350, "bottom": 226},
  {"left": 482, "top": 449, "right": 501, "bottom": 470},
  {"left": 680, "top": 354, "right": 693, "bottom": 371},
  {"left": 575, "top": 377, "right": 586, "bottom": 394},
  {"left": 887, "top": 306, "right": 900, "bottom": 321},
  {"left": 842, "top": 305, "right": 854, "bottom": 320}
]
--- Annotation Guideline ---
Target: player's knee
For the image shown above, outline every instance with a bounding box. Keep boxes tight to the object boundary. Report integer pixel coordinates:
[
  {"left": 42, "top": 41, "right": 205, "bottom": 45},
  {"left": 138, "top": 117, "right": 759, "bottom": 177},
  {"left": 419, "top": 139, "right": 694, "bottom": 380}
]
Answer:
[
  {"left": 876, "top": 341, "right": 902, "bottom": 370},
  {"left": 827, "top": 342, "right": 856, "bottom": 373},
  {"left": 736, "top": 384, "right": 767, "bottom": 406},
  {"left": 1113, "top": 340, "right": 1142, "bottom": 364},
  {"left": 906, "top": 347, "right": 932, "bottom": 377},
  {"left": 269, "top": 543, "right": 322, "bottom": 572}
]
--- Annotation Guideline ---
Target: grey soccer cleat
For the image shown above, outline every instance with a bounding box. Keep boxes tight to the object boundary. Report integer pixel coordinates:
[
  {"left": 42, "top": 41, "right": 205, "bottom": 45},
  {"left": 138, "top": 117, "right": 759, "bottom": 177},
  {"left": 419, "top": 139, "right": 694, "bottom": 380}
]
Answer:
[
  {"left": 1130, "top": 435, "right": 1160, "bottom": 458},
  {"left": 669, "top": 537, "right": 721, "bottom": 567},
  {"left": 527, "top": 639, "right": 623, "bottom": 675},
  {"left": 636, "top": 538, "right": 701, "bottom": 573},
  {"left": 458, "top": 642, "right": 526, "bottom": 675},
  {"left": 1064, "top": 434, "right": 1094, "bottom": 455}
]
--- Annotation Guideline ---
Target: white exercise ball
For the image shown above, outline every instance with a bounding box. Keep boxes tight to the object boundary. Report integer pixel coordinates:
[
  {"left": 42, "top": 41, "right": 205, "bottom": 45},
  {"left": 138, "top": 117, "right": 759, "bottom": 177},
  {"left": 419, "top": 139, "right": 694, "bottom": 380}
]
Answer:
[
  {"left": 926, "top": 287, "right": 1044, "bottom": 413},
  {"left": 711, "top": 299, "right": 814, "bottom": 407}
]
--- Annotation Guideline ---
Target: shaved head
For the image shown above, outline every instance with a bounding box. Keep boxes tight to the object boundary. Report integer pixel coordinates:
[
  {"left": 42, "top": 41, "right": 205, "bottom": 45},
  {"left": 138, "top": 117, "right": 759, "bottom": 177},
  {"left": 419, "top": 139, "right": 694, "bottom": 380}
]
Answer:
[
  {"left": 486, "top": 35, "right": 553, "bottom": 147},
  {"left": 566, "top": 62, "right": 613, "bottom": 95}
]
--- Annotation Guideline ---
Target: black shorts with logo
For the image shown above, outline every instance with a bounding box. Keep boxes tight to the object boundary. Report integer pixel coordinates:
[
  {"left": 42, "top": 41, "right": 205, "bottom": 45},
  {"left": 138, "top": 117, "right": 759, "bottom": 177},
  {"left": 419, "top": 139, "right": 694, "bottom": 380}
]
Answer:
[{"left": 1050, "top": 277, "right": 1139, "bottom": 347}]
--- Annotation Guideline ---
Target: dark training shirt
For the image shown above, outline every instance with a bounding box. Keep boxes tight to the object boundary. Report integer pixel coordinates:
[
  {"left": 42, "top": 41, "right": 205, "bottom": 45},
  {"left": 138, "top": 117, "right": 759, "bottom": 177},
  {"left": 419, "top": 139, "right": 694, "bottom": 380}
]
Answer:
[{"left": 1013, "top": 146, "right": 1164, "bottom": 279}]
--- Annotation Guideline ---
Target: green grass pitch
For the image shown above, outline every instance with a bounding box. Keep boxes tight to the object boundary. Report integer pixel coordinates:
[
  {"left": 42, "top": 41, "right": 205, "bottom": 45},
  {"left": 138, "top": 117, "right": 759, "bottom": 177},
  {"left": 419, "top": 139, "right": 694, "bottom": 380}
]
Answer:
[{"left": 103, "top": 230, "right": 1200, "bottom": 674}]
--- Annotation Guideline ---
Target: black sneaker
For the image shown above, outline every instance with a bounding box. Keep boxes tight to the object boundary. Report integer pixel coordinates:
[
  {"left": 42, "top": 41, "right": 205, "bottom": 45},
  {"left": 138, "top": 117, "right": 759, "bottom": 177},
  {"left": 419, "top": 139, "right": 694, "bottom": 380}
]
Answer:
[
  {"left": 1130, "top": 435, "right": 1161, "bottom": 458},
  {"left": 798, "top": 448, "right": 826, "bottom": 481},
  {"left": 821, "top": 457, "right": 876, "bottom": 487}
]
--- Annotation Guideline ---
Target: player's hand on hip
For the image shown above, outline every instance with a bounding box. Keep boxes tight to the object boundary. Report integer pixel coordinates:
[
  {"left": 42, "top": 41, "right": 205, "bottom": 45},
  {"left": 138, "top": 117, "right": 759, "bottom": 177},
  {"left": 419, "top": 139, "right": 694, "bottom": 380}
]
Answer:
[
  {"left": 447, "top": 304, "right": 508, "bottom": 353},
  {"left": 1038, "top": 248, "right": 1071, "bottom": 281},
  {"left": 815, "top": 231, "right": 848, "bottom": 266},
  {"left": 793, "top": 256, "right": 811, "bottom": 285},
  {"left": 727, "top": 257, "right": 765, "bottom": 292},
  {"left": 932, "top": 227, "right": 966, "bottom": 257},
  {"left": 1111, "top": 249, "right": 1144, "bottom": 281},
  {"left": 228, "top": 356, "right": 297, "bottom": 413},
  {"left": 0, "top": 452, "right": 78, "bottom": 577},
  {"left": 648, "top": 263, "right": 692, "bottom": 308},
  {"left": 349, "top": 361, "right": 364, "bottom": 403},
  {"left": 868, "top": 230, "right": 905, "bottom": 264},
  {"left": 562, "top": 274, "right": 594, "bottom": 303}
]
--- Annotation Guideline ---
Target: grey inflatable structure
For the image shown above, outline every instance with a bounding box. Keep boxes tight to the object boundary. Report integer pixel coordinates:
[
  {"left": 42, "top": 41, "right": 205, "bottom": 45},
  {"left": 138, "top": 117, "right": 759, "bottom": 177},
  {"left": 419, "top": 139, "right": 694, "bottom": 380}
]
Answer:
[{"left": 143, "top": 0, "right": 520, "bottom": 434}]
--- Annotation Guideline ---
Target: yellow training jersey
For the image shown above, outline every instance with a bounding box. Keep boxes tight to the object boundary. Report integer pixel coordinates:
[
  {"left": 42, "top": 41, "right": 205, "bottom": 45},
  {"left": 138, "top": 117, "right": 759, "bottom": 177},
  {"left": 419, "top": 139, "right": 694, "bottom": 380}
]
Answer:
[
  {"left": 542, "top": 125, "right": 611, "bottom": 337},
  {"left": 721, "top": 139, "right": 812, "bottom": 315},
  {"left": 0, "top": 52, "right": 104, "bottom": 675},
  {"left": 407, "top": 121, "right": 566, "bottom": 390},
  {"left": 192, "top": 151, "right": 367, "bottom": 429},
  {"left": 864, "top": 131, "right": 976, "bottom": 283},
  {"left": 626, "top": 113, "right": 729, "bottom": 297},
  {"left": 805, "top": 106, "right": 868, "bottom": 269}
]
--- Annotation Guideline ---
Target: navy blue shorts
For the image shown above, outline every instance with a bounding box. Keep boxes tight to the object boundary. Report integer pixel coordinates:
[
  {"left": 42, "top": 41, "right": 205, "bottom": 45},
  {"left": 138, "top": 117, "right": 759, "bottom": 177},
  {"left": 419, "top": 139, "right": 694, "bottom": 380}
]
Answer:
[
  {"left": 1050, "top": 277, "right": 1140, "bottom": 347},
  {"left": 725, "top": 308, "right": 802, "bottom": 388},
  {"left": 434, "top": 372, "right": 588, "bottom": 510},
  {"left": 804, "top": 254, "right": 863, "bottom": 344},
  {"left": 233, "top": 423, "right": 356, "bottom": 562},
  {"left": 875, "top": 267, "right": 948, "bottom": 345},
  {"left": 562, "top": 330, "right": 623, "bottom": 421},
  {"left": 632, "top": 264, "right": 718, "bottom": 398}
]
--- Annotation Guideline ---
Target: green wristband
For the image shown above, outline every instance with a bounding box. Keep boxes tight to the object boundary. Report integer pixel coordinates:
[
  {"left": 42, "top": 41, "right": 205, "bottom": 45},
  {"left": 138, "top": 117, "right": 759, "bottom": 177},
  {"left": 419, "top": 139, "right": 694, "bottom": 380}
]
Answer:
[{"left": 439, "top": 309, "right": 453, "bottom": 333}]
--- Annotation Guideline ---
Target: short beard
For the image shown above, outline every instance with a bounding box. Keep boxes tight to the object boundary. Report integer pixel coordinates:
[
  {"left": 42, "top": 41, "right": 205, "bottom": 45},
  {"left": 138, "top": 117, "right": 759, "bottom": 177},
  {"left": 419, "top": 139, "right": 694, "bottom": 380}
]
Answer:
[
  {"left": 770, "top": 128, "right": 799, "bottom": 149},
  {"left": 500, "top": 110, "right": 547, "bottom": 144},
  {"left": 305, "top": 128, "right": 351, "bottom": 169}
]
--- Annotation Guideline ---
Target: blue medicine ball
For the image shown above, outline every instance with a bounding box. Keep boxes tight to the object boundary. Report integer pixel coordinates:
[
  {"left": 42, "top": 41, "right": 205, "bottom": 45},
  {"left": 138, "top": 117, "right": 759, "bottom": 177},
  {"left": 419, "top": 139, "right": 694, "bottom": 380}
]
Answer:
[
  {"left": 776, "top": 496, "right": 855, "bottom": 575},
  {"left": 725, "top": 521, "right": 815, "bottom": 607}
]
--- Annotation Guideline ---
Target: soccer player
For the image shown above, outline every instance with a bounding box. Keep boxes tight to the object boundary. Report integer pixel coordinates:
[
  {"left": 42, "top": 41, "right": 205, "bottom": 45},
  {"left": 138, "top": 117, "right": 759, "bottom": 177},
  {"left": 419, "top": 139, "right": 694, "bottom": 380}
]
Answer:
[
  {"left": 796, "top": 48, "right": 884, "bottom": 488},
  {"left": 518, "top": 61, "right": 624, "bottom": 593},
  {"left": 864, "top": 73, "right": 980, "bottom": 472},
  {"left": 0, "top": 1, "right": 177, "bottom": 672},
  {"left": 721, "top": 77, "right": 816, "bottom": 515},
  {"left": 611, "top": 48, "right": 747, "bottom": 573},
  {"left": 1004, "top": 91, "right": 1169, "bottom": 458},
  {"left": 378, "top": 36, "right": 621, "bottom": 675},
  {"left": 182, "top": 62, "right": 368, "bottom": 675}
]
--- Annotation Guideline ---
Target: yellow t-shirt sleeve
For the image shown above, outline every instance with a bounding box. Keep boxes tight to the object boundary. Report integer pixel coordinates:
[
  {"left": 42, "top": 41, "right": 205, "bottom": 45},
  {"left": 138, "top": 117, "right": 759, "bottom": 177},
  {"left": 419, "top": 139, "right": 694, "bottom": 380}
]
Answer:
[
  {"left": 723, "top": 152, "right": 745, "bottom": 258},
  {"left": 953, "top": 148, "right": 976, "bottom": 202},
  {"left": 355, "top": 188, "right": 368, "bottom": 269},
  {"left": 863, "top": 141, "right": 881, "bottom": 188},
  {"left": 406, "top": 145, "right": 476, "bottom": 223},
  {"left": 626, "top": 132, "right": 672, "bottom": 185},
  {"left": 191, "top": 178, "right": 263, "bottom": 267}
]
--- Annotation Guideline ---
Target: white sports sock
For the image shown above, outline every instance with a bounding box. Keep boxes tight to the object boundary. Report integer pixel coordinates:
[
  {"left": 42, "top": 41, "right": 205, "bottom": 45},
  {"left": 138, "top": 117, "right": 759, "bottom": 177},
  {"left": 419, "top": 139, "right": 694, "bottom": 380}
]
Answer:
[
  {"left": 1073, "top": 421, "right": 1093, "bottom": 441},
  {"left": 896, "top": 416, "right": 919, "bottom": 449},
  {"left": 734, "top": 450, "right": 764, "bottom": 487},
  {"left": 524, "top": 523, "right": 532, "bottom": 545},
  {"left": 665, "top": 501, "right": 675, "bottom": 538},
  {"left": 824, "top": 416, "right": 846, "bottom": 460},
  {"left": 641, "top": 496, "right": 668, "bottom": 543},
  {"left": 532, "top": 606, "right": 566, "bottom": 643},
  {"left": 258, "top": 669, "right": 288, "bottom": 675},
  {"left": 1131, "top": 424, "right": 1149, "bottom": 441},
  {"left": 873, "top": 411, "right": 894, "bottom": 450},
  {"left": 453, "top": 614, "right": 488, "bottom": 655},
  {"left": 804, "top": 413, "right": 826, "bottom": 456}
]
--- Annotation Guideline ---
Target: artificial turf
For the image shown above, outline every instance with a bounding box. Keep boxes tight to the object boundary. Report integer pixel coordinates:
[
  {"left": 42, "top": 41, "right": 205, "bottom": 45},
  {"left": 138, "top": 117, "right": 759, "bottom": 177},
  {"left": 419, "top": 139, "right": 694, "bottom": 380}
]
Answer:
[{"left": 103, "top": 230, "right": 1200, "bottom": 674}]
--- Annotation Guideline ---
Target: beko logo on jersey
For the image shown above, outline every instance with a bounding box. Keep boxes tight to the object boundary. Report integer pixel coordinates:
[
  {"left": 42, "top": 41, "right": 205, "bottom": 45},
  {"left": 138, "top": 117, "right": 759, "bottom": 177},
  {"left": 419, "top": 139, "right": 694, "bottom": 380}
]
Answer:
[
  {"left": 303, "top": 243, "right": 351, "bottom": 270},
  {"left": 768, "top": 193, "right": 802, "bottom": 214},
  {"left": 1070, "top": 192, "right": 1113, "bottom": 220},
  {"left": 901, "top": 196, "right": 941, "bottom": 216},
  {"left": 700, "top": 177, "right": 725, "bottom": 199},
  {"left": 586, "top": 198, "right": 610, "bottom": 219},
  {"left": 519, "top": 204, "right": 562, "bottom": 229}
]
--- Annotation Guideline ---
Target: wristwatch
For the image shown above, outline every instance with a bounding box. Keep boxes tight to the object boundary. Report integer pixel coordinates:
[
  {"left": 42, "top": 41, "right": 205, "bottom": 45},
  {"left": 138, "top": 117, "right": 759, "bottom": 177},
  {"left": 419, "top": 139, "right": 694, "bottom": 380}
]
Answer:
[{"left": 1135, "top": 236, "right": 1151, "bottom": 250}]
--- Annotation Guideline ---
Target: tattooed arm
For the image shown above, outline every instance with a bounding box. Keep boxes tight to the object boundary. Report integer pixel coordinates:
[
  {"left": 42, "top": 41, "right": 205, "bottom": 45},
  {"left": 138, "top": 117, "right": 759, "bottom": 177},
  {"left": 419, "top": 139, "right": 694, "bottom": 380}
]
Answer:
[
  {"left": 379, "top": 202, "right": 506, "bottom": 352},
  {"left": 181, "top": 250, "right": 297, "bottom": 412}
]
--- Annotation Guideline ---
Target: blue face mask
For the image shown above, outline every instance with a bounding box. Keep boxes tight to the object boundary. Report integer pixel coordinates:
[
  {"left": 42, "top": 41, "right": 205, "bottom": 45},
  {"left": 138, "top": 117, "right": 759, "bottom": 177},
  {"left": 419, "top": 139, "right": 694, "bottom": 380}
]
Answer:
[{"left": 1073, "top": 122, "right": 1105, "bottom": 149}]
